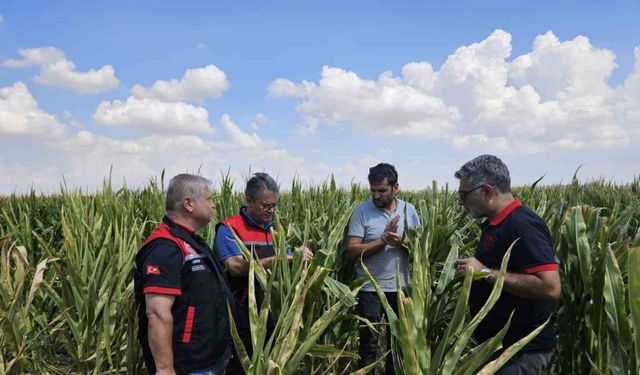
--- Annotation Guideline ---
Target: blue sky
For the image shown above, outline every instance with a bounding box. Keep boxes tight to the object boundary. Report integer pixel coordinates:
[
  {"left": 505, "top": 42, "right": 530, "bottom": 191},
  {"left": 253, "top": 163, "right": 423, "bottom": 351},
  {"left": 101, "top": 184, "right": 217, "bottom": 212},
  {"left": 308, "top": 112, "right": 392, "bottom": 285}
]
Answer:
[{"left": 1, "top": 1, "right": 639, "bottom": 193}]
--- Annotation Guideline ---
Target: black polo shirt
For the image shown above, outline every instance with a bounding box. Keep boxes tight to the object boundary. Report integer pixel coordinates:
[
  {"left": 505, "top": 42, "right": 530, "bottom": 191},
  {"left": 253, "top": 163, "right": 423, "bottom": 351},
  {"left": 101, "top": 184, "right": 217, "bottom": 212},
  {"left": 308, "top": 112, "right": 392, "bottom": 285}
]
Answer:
[
  {"left": 134, "top": 216, "right": 233, "bottom": 375},
  {"left": 469, "top": 199, "right": 558, "bottom": 353}
]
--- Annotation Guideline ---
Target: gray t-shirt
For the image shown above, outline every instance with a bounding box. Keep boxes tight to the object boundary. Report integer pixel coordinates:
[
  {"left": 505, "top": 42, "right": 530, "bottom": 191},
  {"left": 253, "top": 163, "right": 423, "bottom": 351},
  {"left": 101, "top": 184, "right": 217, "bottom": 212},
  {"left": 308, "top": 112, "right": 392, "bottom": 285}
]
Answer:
[{"left": 348, "top": 198, "right": 420, "bottom": 292}]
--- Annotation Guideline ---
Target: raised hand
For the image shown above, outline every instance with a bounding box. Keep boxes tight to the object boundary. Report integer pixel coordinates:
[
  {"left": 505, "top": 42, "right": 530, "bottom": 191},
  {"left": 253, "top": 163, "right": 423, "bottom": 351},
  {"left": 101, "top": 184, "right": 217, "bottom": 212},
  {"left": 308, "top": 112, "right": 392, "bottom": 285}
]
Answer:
[{"left": 385, "top": 215, "right": 401, "bottom": 233}]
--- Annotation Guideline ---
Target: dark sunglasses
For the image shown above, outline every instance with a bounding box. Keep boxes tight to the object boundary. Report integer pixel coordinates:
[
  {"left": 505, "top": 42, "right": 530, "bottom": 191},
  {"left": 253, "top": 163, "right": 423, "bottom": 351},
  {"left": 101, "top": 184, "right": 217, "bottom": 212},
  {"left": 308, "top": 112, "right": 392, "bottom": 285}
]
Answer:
[{"left": 458, "top": 184, "right": 485, "bottom": 201}]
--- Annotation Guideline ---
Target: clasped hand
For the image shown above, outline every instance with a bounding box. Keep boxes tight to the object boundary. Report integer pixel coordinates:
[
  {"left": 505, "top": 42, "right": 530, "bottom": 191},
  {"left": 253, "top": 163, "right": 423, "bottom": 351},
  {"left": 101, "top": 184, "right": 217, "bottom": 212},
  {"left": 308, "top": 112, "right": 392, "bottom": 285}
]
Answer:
[
  {"left": 381, "top": 215, "right": 402, "bottom": 246},
  {"left": 454, "top": 257, "right": 486, "bottom": 275}
]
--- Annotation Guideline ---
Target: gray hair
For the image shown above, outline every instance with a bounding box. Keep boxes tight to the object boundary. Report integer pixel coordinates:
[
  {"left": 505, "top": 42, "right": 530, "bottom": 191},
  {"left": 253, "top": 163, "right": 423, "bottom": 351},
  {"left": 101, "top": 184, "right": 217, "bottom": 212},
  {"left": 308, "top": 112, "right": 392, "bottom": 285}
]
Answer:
[
  {"left": 245, "top": 172, "right": 279, "bottom": 200},
  {"left": 454, "top": 154, "right": 511, "bottom": 193},
  {"left": 165, "top": 174, "right": 212, "bottom": 214}
]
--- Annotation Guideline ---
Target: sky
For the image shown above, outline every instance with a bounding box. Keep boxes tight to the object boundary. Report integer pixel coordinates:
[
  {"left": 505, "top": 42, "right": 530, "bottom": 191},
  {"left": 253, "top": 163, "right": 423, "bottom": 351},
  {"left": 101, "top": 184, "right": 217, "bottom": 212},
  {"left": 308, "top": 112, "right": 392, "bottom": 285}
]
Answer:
[{"left": 1, "top": 1, "right": 639, "bottom": 193}]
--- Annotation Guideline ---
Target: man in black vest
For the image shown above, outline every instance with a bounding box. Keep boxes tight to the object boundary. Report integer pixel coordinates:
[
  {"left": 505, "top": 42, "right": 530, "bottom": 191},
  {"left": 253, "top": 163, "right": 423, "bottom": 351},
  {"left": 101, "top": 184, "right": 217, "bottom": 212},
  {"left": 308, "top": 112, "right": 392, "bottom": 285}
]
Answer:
[
  {"left": 454, "top": 155, "right": 561, "bottom": 374},
  {"left": 135, "top": 174, "right": 233, "bottom": 375},
  {"left": 215, "top": 172, "right": 312, "bottom": 374}
]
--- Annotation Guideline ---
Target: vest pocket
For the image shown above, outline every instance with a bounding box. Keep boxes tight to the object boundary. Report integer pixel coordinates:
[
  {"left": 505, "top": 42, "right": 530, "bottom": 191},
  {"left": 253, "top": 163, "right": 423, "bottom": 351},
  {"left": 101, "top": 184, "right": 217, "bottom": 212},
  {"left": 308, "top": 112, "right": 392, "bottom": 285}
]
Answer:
[{"left": 181, "top": 306, "right": 195, "bottom": 343}]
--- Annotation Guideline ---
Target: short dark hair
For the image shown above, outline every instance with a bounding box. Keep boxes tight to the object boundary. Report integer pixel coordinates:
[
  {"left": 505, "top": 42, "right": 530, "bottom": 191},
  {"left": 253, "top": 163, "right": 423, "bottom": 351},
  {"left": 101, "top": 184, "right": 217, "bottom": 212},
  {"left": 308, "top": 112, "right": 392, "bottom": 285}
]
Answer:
[
  {"left": 368, "top": 163, "right": 398, "bottom": 186},
  {"left": 245, "top": 172, "right": 279, "bottom": 200},
  {"left": 454, "top": 154, "right": 511, "bottom": 193},
  {"left": 165, "top": 174, "right": 211, "bottom": 214}
]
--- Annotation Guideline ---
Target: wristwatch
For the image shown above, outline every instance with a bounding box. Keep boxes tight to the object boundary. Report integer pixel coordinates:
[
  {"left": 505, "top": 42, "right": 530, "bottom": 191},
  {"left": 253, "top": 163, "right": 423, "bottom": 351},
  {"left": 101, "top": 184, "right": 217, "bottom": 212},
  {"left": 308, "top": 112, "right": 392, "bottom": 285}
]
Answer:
[{"left": 480, "top": 268, "right": 495, "bottom": 284}]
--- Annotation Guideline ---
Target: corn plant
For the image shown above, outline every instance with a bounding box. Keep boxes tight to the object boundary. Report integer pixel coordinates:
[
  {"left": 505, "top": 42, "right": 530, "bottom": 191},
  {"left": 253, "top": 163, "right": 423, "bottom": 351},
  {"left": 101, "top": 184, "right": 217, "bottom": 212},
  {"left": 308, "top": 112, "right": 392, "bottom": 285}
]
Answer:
[
  {"left": 0, "top": 239, "right": 61, "bottom": 374},
  {"left": 1, "top": 174, "right": 639, "bottom": 374},
  {"left": 362, "top": 217, "right": 548, "bottom": 374},
  {"left": 227, "top": 215, "right": 360, "bottom": 374},
  {"left": 35, "top": 184, "right": 144, "bottom": 373},
  {"left": 555, "top": 204, "right": 640, "bottom": 374}
]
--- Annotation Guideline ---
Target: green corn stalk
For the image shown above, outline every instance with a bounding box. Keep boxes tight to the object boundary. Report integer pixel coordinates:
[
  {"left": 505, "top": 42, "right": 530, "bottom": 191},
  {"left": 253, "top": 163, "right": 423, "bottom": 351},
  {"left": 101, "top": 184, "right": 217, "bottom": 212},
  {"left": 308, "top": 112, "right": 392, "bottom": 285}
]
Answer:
[
  {"left": 2, "top": 172, "right": 640, "bottom": 373},
  {"left": 602, "top": 244, "right": 632, "bottom": 374},
  {"left": 227, "top": 216, "right": 359, "bottom": 374},
  {"left": 362, "top": 223, "right": 546, "bottom": 374},
  {"left": 628, "top": 246, "right": 640, "bottom": 375},
  {"left": 31, "top": 183, "right": 143, "bottom": 374},
  {"left": 0, "top": 240, "right": 62, "bottom": 374}
]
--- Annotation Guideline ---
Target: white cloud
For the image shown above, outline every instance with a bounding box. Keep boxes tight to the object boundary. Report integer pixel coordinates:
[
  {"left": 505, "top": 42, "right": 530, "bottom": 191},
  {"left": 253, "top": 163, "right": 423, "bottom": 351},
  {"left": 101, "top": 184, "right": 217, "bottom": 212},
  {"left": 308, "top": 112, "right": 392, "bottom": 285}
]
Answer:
[
  {"left": 1, "top": 110, "right": 313, "bottom": 193},
  {"left": 0, "top": 82, "right": 66, "bottom": 139},
  {"left": 269, "top": 29, "right": 639, "bottom": 154},
  {"left": 508, "top": 32, "right": 616, "bottom": 101},
  {"left": 131, "top": 65, "right": 230, "bottom": 103},
  {"left": 94, "top": 65, "right": 229, "bottom": 134},
  {"left": 0, "top": 86, "right": 314, "bottom": 192},
  {"left": 197, "top": 42, "right": 208, "bottom": 50},
  {"left": 268, "top": 78, "right": 311, "bottom": 97},
  {"left": 93, "top": 96, "right": 213, "bottom": 135},
  {"left": 250, "top": 113, "right": 268, "bottom": 129},
  {"left": 3, "top": 47, "right": 119, "bottom": 93},
  {"left": 618, "top": 47, "right": 640, "bottom": 131},
  {"left": 221, "top": 114, "right": 267, "bottom": 148},
  {"left": 63, "top": 110, "right": 84, "bottom": 129},
  {"left": 3, "top": 29, "right": 640, "bottom": 193},
  {"left": 0, "top": 14, "right": 4, "bottom": 23},
  {"left": 3, "top": 47, "right": 64, "bottom": 68},
  {"left": 269, "top": 66, "right": 461, "bottom": 137}
]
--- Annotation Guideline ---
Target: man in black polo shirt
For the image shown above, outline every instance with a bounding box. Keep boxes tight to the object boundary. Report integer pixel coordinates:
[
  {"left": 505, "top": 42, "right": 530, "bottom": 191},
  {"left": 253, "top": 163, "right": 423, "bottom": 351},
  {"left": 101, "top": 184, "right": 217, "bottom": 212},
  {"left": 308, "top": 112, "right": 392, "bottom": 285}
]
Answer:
[
  {"left": 454, "top": 155, "right": 561, "bottom": 375},
  {"left": 135, "top": 174, "right": 233, "bottom": 375}
]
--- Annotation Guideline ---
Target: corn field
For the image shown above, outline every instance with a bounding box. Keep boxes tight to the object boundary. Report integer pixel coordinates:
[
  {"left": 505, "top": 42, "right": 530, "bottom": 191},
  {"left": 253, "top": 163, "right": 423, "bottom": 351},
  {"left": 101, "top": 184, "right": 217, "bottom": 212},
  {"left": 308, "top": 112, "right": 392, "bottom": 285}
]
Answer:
[{"left": 1, "top": 173, "right": 639, "bottom": 374}]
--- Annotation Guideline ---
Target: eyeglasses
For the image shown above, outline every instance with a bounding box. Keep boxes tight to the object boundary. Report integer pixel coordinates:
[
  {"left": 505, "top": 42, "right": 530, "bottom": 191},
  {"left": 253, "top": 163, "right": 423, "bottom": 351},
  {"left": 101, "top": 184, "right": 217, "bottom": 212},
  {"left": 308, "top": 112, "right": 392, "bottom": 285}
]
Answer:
[
  {"left": 458, "top": 184, "right": 485, "bottom": 201},
  {"left": 254, "top": 200, "right": 277, "bottom": 212}
]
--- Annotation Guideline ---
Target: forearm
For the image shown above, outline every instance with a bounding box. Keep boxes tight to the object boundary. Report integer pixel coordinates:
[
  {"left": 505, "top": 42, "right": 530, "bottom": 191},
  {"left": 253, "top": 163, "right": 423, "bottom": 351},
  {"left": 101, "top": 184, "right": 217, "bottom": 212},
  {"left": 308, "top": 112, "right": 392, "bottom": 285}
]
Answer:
[
  {"left": 226, "top": 255, "right": 279, "bottom": 276},
  {"left": 259, "top": 255, "right": 278, "bottom": 269},
  {"left": 147, "top": 313, "right": 174, "bottom": 371},
  {"left": 488, "top": 271, "right": 559, "bottom": 299},
  {"left": 346, "top": 238, "right": 386, "bottom": 260}
]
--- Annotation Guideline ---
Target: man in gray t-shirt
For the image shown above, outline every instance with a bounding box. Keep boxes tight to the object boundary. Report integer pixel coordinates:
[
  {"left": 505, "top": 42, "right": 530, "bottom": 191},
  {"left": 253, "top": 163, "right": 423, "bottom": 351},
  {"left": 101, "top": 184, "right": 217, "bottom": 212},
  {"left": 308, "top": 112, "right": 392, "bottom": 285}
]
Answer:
[{"left": 346, "top": 163, "right": 420, "bottom": 375}]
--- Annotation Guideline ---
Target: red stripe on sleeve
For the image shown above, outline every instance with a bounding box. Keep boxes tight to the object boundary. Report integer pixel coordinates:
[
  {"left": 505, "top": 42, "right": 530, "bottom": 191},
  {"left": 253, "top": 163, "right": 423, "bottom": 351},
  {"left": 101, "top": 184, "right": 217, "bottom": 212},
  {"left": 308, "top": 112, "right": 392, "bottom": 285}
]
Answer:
[
  {"left": 182, "top": 306, "right": 195, "bottom": 343},
  {"left": 522, "top": 264, "right": 558, "bottom": 274},
  {"left": 143, "top": 286, "right": 182, "bottom": 295}
]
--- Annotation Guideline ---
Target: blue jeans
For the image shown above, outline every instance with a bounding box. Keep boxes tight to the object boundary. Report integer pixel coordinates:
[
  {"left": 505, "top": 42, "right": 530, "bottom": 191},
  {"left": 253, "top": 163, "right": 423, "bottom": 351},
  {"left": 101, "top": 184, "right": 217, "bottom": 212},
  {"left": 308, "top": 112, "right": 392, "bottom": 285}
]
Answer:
[
  {"left": 356, "top": 291, "right": 399, "bottom": 375},
  {"left": 495, "top": 350, "right": 553, "bottom": 375},
  {"left": 188, "top": 349, "right": 231, "bottom": 375}
]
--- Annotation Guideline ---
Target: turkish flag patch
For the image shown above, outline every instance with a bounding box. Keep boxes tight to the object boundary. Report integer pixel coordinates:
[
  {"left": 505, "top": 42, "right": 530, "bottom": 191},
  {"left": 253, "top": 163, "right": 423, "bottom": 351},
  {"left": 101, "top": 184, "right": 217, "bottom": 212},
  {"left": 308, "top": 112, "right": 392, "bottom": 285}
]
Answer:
[{"left": 146, "top": 265, "right": 161, "bottom": 275}]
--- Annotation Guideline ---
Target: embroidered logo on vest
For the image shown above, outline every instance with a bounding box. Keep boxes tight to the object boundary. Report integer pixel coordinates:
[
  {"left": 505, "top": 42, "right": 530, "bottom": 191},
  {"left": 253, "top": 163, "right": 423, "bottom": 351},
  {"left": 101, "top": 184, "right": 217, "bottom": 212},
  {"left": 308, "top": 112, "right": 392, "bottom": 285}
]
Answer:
[{"left": 183, "top": 242, "right": 197, "bottom": 255}]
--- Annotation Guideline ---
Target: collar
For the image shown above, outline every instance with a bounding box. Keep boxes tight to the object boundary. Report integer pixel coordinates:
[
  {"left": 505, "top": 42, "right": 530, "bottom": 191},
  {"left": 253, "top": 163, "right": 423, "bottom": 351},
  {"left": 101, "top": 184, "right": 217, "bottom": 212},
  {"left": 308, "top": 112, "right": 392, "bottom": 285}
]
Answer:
[
  {"left": 240, "top": 206, "right": 273, "bottom": 232},
  {"left": 489, "top": 199, "right": 522, "bottom": 226},
  {"left": 163, "top": 215, "right": 195, "bottom": 235}
]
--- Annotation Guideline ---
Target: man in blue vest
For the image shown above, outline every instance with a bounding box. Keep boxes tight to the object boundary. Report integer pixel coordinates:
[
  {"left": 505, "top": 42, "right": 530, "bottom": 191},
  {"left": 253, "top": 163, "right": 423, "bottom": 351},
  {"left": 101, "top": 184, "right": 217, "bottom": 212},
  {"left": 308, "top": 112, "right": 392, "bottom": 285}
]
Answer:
[
  {"left": 454, "top": 155, "right": 561, "bottom": 374},
  {"left": 135, "top": 174, "right": 233, "bottom": 375},
  {"left": 215, "top": 172, "right": 312, "bottom": 374}
]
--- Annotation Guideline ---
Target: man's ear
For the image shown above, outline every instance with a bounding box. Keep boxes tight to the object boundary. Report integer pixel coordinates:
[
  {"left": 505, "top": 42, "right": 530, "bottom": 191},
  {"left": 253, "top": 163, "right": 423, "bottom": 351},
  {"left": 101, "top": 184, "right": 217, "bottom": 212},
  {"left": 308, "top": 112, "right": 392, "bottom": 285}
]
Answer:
[
  {"left": 183, "top": 197, "right": 194, "bottom": 212},
  {"left": 484, "top": 185, "right": 496, "bottom": 201}
]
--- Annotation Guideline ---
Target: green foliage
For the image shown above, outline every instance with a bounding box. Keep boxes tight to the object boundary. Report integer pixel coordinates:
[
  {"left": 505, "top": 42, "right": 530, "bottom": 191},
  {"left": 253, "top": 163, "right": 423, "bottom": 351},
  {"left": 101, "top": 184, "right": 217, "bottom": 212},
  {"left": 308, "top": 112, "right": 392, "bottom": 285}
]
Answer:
[{"left": 0, "top": 175, "right": 638, "bottom": 374}]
